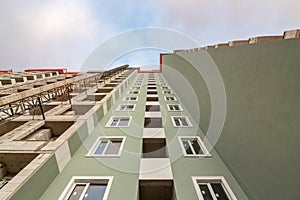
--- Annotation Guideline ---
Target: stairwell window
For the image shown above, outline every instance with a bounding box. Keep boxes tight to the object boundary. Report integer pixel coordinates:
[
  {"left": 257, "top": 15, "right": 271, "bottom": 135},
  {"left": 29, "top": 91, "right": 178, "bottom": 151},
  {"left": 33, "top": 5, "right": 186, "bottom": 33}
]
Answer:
[
  {"left": 167, "top": 104, "right": 182, "bottom": 111},
  {"left": 106, "top": 116, "right": 132, "bottom": 127},
  {"left": 171, "top": 116, "right": 192, "bottom": 127},
  {"left": 178, "top": 136, "right": 210, "bottom": 157},
  {"left": 116, "top": 104, "right": 135, "bottom": 111},
  {"left": 59, "top": 176, "right": 113, "bottom": 200},
  {"left": 192, "top": 176, "right": 237, "bottom": 200},
  {"left": 87, "top": 137, "right": 125, "bottom": 157}
]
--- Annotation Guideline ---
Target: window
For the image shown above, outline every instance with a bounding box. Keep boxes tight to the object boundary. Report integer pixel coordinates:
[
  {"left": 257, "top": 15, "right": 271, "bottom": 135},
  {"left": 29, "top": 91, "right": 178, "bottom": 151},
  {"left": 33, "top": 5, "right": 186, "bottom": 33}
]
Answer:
[
  {"left": 161, "top": 86, "right": 169, "bottom": 90},
  {"left": 192, "top": 176, "right": 237, "bottom": 200},
  {"left": 167, "top": 104, "right": 182, "bottom": 111},
  {"left": 178, "top": 136, "right": 210, "bottom": 157},
  {"left": 106, "top": 116, "right": 131, "bottom": 127},
  {"left": 163, "top": 90, "right": 172, "bottom": 94},
  {"left": 59, "top": 176, "right": 113, "bottom": 200},
  {"left": 127, "top": 90, "right": 139, "bottom": 94},
  {"left": 116, "top": 104, "right": 135, "bottom": 111},
  {"left": 123, "top": 96, "right": 138, "bottom": 101},
  {"left": 87, "top": 137, "right": 125, "bottom": 157},
  {"left": 131, "top": 86, "right": 140, "bottom": 90},
  {"left": 164, "top": 96, "right": 177, "bottom": 101},
  {"left": 148, "top": 83, "right": 156, "bottom": 86},
  {"left": 171, "top": 116, "right": 192, "bottom": 127}
]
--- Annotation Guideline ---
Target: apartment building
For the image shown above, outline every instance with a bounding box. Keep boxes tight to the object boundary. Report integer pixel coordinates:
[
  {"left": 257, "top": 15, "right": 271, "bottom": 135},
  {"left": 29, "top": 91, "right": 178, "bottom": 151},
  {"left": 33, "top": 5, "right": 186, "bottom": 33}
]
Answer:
[{"left": 0, "top": 29, "right": 299, "bottom": 200}]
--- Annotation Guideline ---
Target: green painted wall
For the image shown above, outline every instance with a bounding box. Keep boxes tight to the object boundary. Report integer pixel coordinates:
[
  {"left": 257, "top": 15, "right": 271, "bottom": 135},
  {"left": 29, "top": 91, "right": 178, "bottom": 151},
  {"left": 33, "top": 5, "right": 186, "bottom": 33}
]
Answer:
[
  {"left": 162, "top": 54, "right": 211, "bottom": 132},
  {"left": 10, "top": 155, "right": 59, "bottom": 200},
  {"left": 41, "top": 71, "right": 143, "bottom": 200},
  {"left": 162, "top": 38, "right": 300, "bottom": 200},
  {"left": 68, "top": 121, "right": 88, "bottom": 156},
  {"left": 156, "top": 78, "right": 248, "bottom": 200}
]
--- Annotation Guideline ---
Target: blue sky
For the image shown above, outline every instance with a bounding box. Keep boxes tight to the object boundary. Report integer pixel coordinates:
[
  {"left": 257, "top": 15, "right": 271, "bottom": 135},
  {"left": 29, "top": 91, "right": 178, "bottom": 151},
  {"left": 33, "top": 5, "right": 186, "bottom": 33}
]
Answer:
[{"left": 0, "top": 0, "right": 299, "bottom": 71}]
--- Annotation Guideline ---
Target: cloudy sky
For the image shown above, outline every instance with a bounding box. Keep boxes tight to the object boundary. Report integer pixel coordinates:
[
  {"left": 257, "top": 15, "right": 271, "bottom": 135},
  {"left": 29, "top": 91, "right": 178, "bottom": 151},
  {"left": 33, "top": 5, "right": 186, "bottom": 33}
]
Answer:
[{"left": 0, "top": 0, "right": 298, "bottom": 71}]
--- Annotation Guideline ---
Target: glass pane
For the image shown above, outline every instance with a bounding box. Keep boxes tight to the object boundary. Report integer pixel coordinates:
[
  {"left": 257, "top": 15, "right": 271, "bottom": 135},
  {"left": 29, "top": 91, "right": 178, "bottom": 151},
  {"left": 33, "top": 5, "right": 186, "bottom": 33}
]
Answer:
[
  {"left": 183, "top": 141, "right": 193, "bottom": 154},
  {"left": 211, "top": 183, "right": 230, "bottom": 200},
  {"left": 68, "top": 184, "right": 85, "bottom": 200},
  {"left": 199, "top": 184, "right": 214, "bottom": 200},
  {"left": 181, "top": 118, "right": 188, "bottom": 126},
  {"left": 120, "top": 106, "right": 125, "bottom": 111},
  {"left": 105, "top": 141, "right": 122, "bottom": 155},
  {"left": 95, "top": 141, "right": 108, "bottom": 155},
  {"left": 84, "top": 184, "right": 107, "bottom": 200},
  {"left": 127, "top": 105, "right": 134, "bottom": 110},
  {"left": 174, "top": 118, "right": 181, "bottom": 126},
  {"left": 110, "top": 119, "right": 118, "bottom": 126},
  {"left": 118, "top": 118, "right": 129, "bottom": 126},
  {"left": 191, "top": 139, "right": 204, "bottom": 155}
]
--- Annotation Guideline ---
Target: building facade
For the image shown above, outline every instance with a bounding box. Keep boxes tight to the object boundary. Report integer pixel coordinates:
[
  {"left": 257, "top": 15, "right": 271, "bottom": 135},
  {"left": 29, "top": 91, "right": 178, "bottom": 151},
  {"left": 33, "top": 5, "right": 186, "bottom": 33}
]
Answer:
[{"left": 0, "top": 29, "right": 299, "bottom": 200}]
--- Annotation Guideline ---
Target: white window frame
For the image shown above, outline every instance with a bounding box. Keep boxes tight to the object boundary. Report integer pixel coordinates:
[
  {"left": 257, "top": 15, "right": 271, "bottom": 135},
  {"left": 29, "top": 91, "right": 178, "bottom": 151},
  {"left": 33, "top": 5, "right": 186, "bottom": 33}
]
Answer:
[
  {"left": 171, "top": 116, "right": 193, "bottom": 127},
  {"left": 167, "top": 104, "right": 183, "bottom": 111},
  {"left": 164, "top": 96, "right": 177, "bottom": 101},
  {"left": 86, "top": 136, "right": 126, "bottom": 157},
  {"left": 178, "top": 136, "right": 211, "bottom": 157},
  {"left": 116, "top": 104, "right": 136, "bottom": 111},
  {"left": 127, "top": 90, "right": 140, "bottom": 94},
  {"left": 192, "top": 176, "right": 237, "bottom": 200},
  {"left": 105, "top": 116, "right": 132, "bottom": 127},
  {"left": 122, "top": 96, "right": 138, "bottom": 101},
  {"left": 58, "top": 176, "right": 113, "bottom": 200}
]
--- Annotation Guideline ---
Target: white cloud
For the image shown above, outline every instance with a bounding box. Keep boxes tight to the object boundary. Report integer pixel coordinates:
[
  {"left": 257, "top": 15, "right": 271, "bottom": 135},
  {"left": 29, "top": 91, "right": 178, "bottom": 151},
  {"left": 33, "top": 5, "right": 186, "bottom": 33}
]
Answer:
[{"left": 147, "top": 0, "right": 300, "bottom": 45}]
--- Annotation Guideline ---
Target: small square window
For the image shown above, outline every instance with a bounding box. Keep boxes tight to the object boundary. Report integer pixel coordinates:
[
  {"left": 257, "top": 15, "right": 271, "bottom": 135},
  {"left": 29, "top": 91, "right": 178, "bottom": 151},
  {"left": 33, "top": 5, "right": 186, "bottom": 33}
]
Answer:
[
  {"left": 178, "top": 136, "right": 210, "bottom": 157},
  {"left": 123, "top": 96, "right": 138, "bottom": 101},
  {"left": 106, "top": 116, "right": 132, "bottom": 127},
  {"left": 87, "top": 137, "right": 126, "bottom": 157},
  {"left": 164, "top": 96, "right": 177, "bottom": 101},
  {"left": 192, "top": 176, "right": 237, "bottom": 200},
  {"left": 116, "top": 104, "right": 136, "bottom": 111},
  {"left": 59, "top": 176, "right": 113, "bottom": 200},
  {"left": 127, "top": 90, "right": 139, "bottom": 94},
  {"left": 171, "top": 116, "right": 192, "bottom": 127},
  {"left": 167, "top": 104, "right": 182, "bottom": 111}
]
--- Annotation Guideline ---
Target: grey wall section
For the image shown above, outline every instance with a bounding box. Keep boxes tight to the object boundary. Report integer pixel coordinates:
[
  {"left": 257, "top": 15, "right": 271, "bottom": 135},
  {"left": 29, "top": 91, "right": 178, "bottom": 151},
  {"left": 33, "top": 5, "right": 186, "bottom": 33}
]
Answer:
[
  {"left": 162, "top": 54, "right": 211, "bottom": 132},
  {"left": 10, "top": 155, "right": 59, "bottom": 200},
  {"left": 162, "top": 38, "right": 300, "bottom": 200},
  {"left": 68, "top": 122, "right": 89, "bottom": 156}
]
